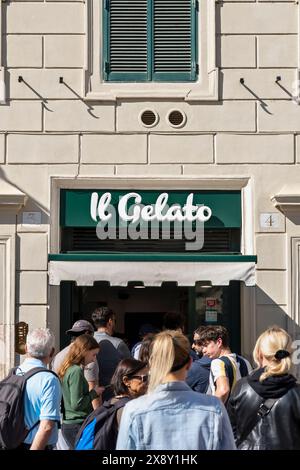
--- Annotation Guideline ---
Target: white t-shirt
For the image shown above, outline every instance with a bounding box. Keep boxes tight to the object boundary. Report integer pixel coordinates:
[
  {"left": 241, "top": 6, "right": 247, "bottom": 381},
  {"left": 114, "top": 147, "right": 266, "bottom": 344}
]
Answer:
[{"left": 208, "top": 353, "right": 252, "bottom": 395}]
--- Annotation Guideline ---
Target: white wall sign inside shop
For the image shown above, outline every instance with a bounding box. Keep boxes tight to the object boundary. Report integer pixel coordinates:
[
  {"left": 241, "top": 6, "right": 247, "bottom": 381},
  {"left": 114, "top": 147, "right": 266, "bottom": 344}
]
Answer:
[
  {"left": 205, "top": 310, "right": 218, "bottom": 323},
  {"left": 90, "top": 192, "right": 212, "bottom": 223}
]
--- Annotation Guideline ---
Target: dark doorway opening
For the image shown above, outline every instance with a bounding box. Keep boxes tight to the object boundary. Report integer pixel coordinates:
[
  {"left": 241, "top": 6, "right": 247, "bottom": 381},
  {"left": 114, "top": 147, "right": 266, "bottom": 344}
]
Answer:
[
  {"left": 124, "top": 312, "right": 164, "bottom": 350},
  {"left": 59, "top": 281, "right": 241, "bottom": 353}
]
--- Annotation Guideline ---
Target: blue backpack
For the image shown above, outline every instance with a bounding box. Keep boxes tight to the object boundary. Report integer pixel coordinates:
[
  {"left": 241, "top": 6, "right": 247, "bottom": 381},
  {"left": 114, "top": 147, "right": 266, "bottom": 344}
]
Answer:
[{"left": 75, "top": 397, "right": 130, "bottom": 451}]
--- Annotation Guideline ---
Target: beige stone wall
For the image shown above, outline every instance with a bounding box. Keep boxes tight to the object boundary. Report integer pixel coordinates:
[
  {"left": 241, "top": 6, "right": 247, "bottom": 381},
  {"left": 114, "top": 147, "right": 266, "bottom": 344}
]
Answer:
[{"left": 1, "top": 0, "right": 300, "bottom": 364}]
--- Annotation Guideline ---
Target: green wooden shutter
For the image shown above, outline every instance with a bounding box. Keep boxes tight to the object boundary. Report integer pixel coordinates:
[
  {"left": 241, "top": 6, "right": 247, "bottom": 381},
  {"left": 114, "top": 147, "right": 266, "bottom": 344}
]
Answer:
[
  {"left": 104, "top": 0, "right": 149, "bottom": 81},
  {"left": 104, "top": 0, "right": 197, "bottom": 82},
  {"left": 152, "top": 0, "right": 197, "bottom": 81}
]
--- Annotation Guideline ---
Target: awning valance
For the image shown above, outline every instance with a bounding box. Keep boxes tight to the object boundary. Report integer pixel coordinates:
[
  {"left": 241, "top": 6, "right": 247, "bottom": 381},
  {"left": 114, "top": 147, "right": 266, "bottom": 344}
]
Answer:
[{"left": 48, "top": 253, "right": 256, "bottom": 287}]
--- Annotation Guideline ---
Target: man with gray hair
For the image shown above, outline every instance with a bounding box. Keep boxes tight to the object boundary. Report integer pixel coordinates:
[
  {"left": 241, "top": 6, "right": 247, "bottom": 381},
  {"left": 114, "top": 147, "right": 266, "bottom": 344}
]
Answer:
[{"left": 16, "top": 328, "right": 61, "bottom": 450}]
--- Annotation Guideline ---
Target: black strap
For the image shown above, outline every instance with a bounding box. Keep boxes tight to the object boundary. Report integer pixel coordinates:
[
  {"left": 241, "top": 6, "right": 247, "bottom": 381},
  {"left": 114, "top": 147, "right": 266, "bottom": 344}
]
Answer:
[
  {"left": 257, "top": 398, "right": 278, "bottom": 418},
  {"left": 27, "top": 421, "right": 41, "bottom": 434},
  {"left": 103, "top": 397, "right": 130, "bottom": 410},
  {"left": 237, "top": 397, "right": 279, "bottom": 446},
  {"left": 236, "top": 355, "right": 249, "bottom": 378},
  {"left": 217, "top": 355, "right": 250, "bottom": 396},
  {"left": 218, "top": 356, "right": 234, "bottom": 391},
  {"left": 61, "top": 395, "right": 66, "bottom": 421},
  {"left": 13, "top": 367, "right": 60, "bottom": 435},
  {"left": 13, "top": 366, "right": 59, "bottom": 381}
]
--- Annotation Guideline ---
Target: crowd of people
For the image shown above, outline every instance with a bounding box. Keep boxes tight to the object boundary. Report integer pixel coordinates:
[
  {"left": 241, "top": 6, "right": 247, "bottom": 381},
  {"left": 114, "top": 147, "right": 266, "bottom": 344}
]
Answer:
[{"left": 2, "top": 306, "right": 300, "bottom": 451}]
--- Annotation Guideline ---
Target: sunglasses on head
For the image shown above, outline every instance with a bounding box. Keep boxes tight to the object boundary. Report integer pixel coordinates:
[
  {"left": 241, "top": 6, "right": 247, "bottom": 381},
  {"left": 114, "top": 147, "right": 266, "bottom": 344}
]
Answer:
[{"left": 129, "top": 374, "right": 149, "bottom": 383}]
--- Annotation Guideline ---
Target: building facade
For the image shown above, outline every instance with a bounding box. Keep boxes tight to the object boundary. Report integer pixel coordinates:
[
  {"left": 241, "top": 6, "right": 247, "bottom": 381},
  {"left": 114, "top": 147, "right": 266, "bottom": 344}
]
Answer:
[{"left": 0, "top": 0, "right": 300, "bottom": 377}]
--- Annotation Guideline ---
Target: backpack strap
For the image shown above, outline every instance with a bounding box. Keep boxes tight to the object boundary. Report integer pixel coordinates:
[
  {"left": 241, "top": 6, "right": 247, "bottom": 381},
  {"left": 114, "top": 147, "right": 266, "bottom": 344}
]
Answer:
[
  {"left": 236, "top": 355, "right": 249, "bottom": 378},
  {"left": 218, "top": 356, "right": 234, "bottom": 391},
  {"left": 13, "top": 366, "right": 59, "bottom": 381},
  {"left": 237, "top": 397, "right": 279, "bottom": 446},
  {"left": 103, "top": 396, "right": 130, "bottom": 411},
  {"left": 257, "top": 398, "right": 278, "bottom": 418},
  {"left": 15, "top": 367, "right": 60, "bottom": 435},
  {"left": 112, "top": 397, "right": 130, "bottom": 409}
]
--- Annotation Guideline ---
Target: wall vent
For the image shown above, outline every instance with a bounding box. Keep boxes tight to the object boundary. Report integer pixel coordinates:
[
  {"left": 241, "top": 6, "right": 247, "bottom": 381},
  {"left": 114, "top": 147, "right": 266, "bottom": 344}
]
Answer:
[
  {"left": 167, "top": 109, "right": 186, "bottom": 128},
  {"left": 139, "top": 109, "right": 159, "bottom": 127}
]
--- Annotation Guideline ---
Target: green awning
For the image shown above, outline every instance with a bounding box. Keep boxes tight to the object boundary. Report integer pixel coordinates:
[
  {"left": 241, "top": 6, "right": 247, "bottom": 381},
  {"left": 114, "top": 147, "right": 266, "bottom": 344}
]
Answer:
[{"left": 49, "top": 253, "right": 256, "bottom": 263}]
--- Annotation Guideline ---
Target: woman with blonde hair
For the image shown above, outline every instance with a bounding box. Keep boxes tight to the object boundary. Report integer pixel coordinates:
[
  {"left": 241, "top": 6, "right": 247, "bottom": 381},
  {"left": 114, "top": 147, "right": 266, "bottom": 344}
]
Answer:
[
  {"left": 57, "top": 334, "right": 103, "bottom": 449},
  {"left": 116, "top": 330, "right": 235, "bottom": 450},
  {"left": 228, "top": 325, "right": 300, "bottom": 449}
]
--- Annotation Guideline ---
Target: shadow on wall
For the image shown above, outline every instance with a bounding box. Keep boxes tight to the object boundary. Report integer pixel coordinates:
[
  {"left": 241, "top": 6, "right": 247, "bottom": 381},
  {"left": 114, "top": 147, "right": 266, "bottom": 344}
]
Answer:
[
  {"left": 255, "top": 286, "right": 300, "bottom": 380},
  {"left": 283, "top": 213, "right": 300, "bottom": 226},
  {"left": 0, "top": 164, "right": 50, "bottom": 222}
]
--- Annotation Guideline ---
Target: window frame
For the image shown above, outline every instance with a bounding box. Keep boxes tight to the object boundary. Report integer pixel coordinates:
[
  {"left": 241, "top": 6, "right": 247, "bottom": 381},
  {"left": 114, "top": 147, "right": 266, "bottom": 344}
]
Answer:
[
  {"left": 83, "top": 0, "right": 218, "bottom": 101},
  {"left": 102, "top": 0, "right": 198, "bottom": 83}
]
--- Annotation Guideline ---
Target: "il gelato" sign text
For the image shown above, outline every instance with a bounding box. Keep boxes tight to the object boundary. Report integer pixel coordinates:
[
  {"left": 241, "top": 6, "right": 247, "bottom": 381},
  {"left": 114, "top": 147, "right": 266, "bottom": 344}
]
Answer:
[
  {"left": 90, "top": 192, "right": 212, "bottom": 251},
  {"left": 90, "top": 192, "right": 212, "bottom": 224}
]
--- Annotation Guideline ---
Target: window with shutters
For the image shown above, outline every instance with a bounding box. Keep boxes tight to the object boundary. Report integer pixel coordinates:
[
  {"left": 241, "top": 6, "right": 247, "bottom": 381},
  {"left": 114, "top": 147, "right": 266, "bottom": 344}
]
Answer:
[
  {"left": 84, "top": 0, "right": 218, "bottom": 101},
  {"left": 103, "top": 0, "right": 197, "bottom": 82}
]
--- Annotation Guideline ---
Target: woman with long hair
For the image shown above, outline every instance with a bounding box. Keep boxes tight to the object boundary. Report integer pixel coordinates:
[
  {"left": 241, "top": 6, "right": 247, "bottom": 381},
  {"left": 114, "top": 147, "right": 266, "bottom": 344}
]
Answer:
[
  {"left": 110, "top": 357, "right": 149, "bottom": 430},
  {"left": 227, "top": 325, "right": 300, "bottom": 449},
  {"left": 57, "top": 334, "right": 102, "bottom": 449},
  {"left": 75, "top": 358, "right": 148, "bottom": 450},
  {"left": 116, "top": 330, "right": 235, "bottom": 450},
  {"left": 138, "top": 333, "right": 156, "bottom": 365}
]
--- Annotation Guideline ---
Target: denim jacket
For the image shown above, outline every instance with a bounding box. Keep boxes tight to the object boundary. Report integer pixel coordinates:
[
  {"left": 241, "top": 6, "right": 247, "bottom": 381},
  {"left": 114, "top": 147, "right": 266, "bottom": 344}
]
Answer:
[{"left": 116, "top": 381, "right": 236, "bottom": 450}]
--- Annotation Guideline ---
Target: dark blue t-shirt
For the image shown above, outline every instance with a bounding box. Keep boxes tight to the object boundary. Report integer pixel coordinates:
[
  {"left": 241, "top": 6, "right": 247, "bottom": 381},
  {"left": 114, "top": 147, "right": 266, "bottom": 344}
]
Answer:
[{"left": 186, "top": 356, "right": 212, "bottom": 394}]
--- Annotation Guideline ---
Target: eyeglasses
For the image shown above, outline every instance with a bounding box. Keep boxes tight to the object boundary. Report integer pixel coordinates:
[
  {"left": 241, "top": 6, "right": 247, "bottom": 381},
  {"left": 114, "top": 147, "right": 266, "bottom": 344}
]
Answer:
[{"left": 129, "top": 374, "right": 149, "bottom": 383}]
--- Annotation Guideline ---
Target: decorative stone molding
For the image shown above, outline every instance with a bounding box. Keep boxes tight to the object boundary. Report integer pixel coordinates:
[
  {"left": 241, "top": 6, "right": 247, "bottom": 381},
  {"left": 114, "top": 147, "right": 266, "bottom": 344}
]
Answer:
[
  {"left": 290, "top": 238, "right": 300, "bottom": 378},
  {"left": 0, "top": 1, "right": 6, "bottom": 104},
  {"left": 0, "top": 181, "right": 27, "bottom": 378},
  {"left": 271, "top": 194, "right": 300, "bottom": 215},
  {"left": 0, "top": 180, "right": 28, "bottom": 212},
  {"left": 0, "top": 234, "right": 15, "bottom": 378},
  {"left": 83, "top": 0, "right": 219, "bottom": 102},
  {"left": 291, "top": 238, "right": 300, "bottom": 327}
]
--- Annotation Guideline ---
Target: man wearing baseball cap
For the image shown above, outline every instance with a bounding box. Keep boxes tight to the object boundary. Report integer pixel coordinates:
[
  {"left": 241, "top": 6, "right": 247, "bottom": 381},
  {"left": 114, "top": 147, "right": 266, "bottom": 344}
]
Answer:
[
  {"left": 52, "top": 319, "right": 99, "bottom": 388},
  {"left": 51, "top": 319, "right": 101, "bottom": 450},
  {"left": 65, "top": 319, "right": 94, "bottom": 336}
]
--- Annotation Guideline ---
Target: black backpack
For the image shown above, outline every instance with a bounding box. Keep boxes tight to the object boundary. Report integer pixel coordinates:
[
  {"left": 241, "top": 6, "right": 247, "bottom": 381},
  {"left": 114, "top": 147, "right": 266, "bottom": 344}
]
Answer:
[
  {"left": 218, "top": 355, "right": 250, "bottom": 391},
  {"left": 0, "top": 366, "right": 59, "bottom": 450},
  {"left": 75, "top": 397, "right": 130, "bottom": 451}
]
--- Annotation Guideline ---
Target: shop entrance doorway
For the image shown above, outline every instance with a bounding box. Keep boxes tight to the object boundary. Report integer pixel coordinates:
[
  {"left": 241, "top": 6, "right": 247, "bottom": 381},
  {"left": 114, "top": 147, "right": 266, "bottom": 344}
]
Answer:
[
  {"left": 60, "top": 281, "right": 241, "bottom": 353},
  {"left": 60, "top": 283, "right": 189, "bottom": 350}
]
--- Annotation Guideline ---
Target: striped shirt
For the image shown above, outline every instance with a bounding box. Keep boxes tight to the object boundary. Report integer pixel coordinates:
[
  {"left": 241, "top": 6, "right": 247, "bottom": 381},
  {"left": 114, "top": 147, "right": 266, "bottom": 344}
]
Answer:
[{"left": 208, "top": 353, "right": 252, "bottom": 396}]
